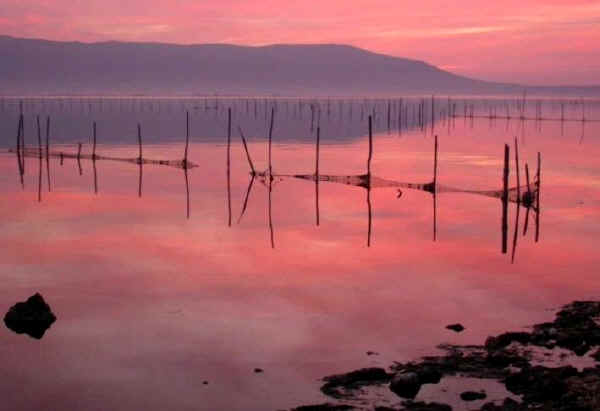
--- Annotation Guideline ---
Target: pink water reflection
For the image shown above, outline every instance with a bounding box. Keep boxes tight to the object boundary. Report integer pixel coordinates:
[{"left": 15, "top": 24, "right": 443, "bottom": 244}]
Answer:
[{"left": 1, "top": 116, "right": 600, "bottom": 410}]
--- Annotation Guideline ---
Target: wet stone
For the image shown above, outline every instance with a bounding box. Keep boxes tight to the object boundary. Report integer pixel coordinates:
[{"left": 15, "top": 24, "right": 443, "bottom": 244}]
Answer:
[
  {"left": 459, "top": 390, "right": 487, "bottom": 401},
  {"left": 389, "top": 372, "right": 421, "bottom": 399},
  {"left": 4, "top": 293, "right": 56, "bottom": 339},
  {"left": 446, "top": 323, "right": 465, "bottom": 333},
  {"left": 400, "top": 401, "right": 452, "bottom": 411},
  {"left": 321, "top": 368, "right": 392, "bottom": 399},
  {"left": 292, "top": 404, "right": 355, "bottom": 411}
]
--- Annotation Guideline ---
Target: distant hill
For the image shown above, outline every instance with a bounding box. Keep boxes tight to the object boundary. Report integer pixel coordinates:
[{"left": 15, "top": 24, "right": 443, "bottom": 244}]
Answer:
[{"left": 0, "top": 35, "right": 598, "bottom": 96}]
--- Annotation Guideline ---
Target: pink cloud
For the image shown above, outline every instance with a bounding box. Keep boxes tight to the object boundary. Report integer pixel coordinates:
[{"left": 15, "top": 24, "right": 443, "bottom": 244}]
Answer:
[{"left": 0, "top": 0, "right": 598, "bottom": 84}]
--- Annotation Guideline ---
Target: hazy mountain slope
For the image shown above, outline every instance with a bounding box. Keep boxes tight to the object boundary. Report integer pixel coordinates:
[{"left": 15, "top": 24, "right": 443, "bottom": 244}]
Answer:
[{"left": 0, "top": 35, "right": 597, "bottom": 96}]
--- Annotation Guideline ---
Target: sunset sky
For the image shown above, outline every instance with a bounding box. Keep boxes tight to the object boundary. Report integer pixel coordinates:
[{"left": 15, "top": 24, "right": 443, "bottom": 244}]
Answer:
[{"left": 1, "top": 0, "right": 599, "bottom": 85}]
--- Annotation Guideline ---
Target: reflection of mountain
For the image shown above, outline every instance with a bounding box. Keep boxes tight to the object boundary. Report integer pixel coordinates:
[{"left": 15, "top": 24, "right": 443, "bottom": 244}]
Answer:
[{"left": 1, "top": 35, "right": 598, "bottom": 96}]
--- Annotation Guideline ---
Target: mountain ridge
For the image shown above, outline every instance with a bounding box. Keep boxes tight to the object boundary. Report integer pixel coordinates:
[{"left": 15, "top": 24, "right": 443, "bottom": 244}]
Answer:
[{"left": 0, "top": 35, "right": 598, "bottom": 96}]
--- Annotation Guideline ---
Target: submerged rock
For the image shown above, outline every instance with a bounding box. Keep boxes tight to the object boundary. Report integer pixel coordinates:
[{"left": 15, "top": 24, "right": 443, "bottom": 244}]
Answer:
[
  {"left": 459, "top": 391, "right": 487, "bottom": 401},
  {"left": 292, "top": 404, "right": 355, "bottom": 411},
  {"left": 321, "top": 368, "right": 391, "bottom": 399},
  {"left": 480, "top": 398, "right": 522, "bottom": 411},
  {"left": 446, "top": 323, "right": 465, "bottom": 333},
  {"left": 400, "top": 401, "right": 452, "bottom": 411},
  {"left": 4, "top": 293, "right": 56, "bottom": 339}
]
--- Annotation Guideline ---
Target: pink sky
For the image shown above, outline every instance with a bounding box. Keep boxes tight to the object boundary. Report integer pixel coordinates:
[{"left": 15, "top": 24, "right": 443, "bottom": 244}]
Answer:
[{"left": 1, "top": 0, "right": 599, "bottom": 85}]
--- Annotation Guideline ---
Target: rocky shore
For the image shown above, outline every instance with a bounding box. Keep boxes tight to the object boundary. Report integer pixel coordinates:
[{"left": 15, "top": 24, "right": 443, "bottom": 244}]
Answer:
[{"left": 292, "top": 301, "right": 600, "bottom": 411}]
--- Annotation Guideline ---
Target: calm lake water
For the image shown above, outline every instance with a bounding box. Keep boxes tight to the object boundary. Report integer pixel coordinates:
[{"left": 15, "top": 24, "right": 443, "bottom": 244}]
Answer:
[{"left": 0, "top": 97, "right": 599, "bottom": 410}]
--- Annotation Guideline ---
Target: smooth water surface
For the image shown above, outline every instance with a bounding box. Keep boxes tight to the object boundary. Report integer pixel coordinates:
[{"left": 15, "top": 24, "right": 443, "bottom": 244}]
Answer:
[{"left": 0, "top": 97, "right": 599, "bottom": 410}]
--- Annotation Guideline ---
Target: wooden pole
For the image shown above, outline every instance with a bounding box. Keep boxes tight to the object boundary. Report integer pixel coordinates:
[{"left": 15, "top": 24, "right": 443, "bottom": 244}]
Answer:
[
  {"left": 511, "top": 191, "right": 521, "bottom": 264},
  {"left": 367, "top": 115, "right": 373, "bottom": 177},
  {"left": 92, "top": 121, "right": 97, "bottom": 160},
  {"left": 433, "top": 135, "right": 438, "bottom": 187},
  {"left": 431, "top": 95, "right": 435, "bottom": 134},
  {"left": 535, "top": 152, "right": 541, "bottom": 242},
  {"left": 433, "top": 135, "right": 439, "bottom": 241},
  {"left": 138, "top": 123, "right": 143, "bottom": 198},
  {"left": 502, "top": 144, "right": 510, "bottom": 254},
  {"left": 398, "top": 98, "right": 403, "bottom": 135},
  {"left": 77, "top": 143, "right": 83, "bottom": 175},
  {"left": 16, "top": 114, "right": 24, "bottom": 188},
  {"left": 315, "top": 126, "right": 320, "bottom": 226},
  {"left": 367, "top": 186, "right": 372, "bottom": 247},
  {"left": 20, "top": 113, "right": 25, "bottom": 173},
  {"left": 184, "top": 168, "right": 190, "bottom": 219},
  {"left": 387, "top": 100, "right": 391, "bottom": 133},
  {"left": 238, "top": 127, "right": 255, "bottom": 174},
  {"left": 268, "top": 107, "right": 275, "bottom": 176},
  {"left": 268, "top": 107, "right": 275, "bottom": 248},
  {"left": 184, "top": 111, "right": 190, "bottom": 167},
  {"left": 227, "top": 107, "right": 232, "bottom": 227},
  {"left": 36, "top": 116, "right": 42, "bottom": 202},
  {"left": 514, "top": 137, "right": 520, "bottom": 203},
  {"left": 45, "top": 116, "right": 51, "bottom": 192}
]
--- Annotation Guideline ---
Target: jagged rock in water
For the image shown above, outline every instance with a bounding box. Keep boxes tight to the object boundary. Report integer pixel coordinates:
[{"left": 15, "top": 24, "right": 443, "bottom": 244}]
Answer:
[
  {"left": 4, "top": 293, "right": 56, "bottom": 339},
  {"left": 485, "top": 332, "right": 530, "bottom": 351},
  {"left": 321, "top": 367, "right": 392, "bottom": 398},
  {"left": 389, "top": 372, "right": 421, "bottom": 399},
  {"left": 446, "top": 323, "right": 465, "bottom": 332}
]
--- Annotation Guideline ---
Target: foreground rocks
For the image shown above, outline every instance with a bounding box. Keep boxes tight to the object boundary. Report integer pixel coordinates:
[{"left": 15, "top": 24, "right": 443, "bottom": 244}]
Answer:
[
  {"left": 293, "top": 301, "right": 600, "bottom": 410},
  {"left": 4, "top": 293, "right": 56, "bottom": 339}
]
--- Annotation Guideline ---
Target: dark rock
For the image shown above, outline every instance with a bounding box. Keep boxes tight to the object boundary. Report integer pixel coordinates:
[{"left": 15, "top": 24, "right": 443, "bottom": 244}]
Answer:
[
  {"left": 400, "top": 401, "right": 452, "bottom": 411},
  {"left": 485, "top": 332, "right": 530, "bottom": 351},
  {"left": 254, "top": 368, "right": 264, "bottom": 373},
  {"left": 480, "top": 398, "right": 523, "bottom": 411},
  {"left": 561, "top": 369, "right": 600, "bottom": 410},
  {"left": 389, "top": 372, "right": 421, "bottom": 399},
  {"left": 446, "top": 323, "right": 465, "bottom": 332},
  {"left": 298, "top": 300, "right": 600, "bottom": 411},
  {"left": 292, "top": 404, "right": 355, "bottom": 411},
  {"left": 366, "top": 351, "right": 379, "bottom": 356},
  {"left": 321, "top": 367, "right": 391, "bottom": 399},
  {"left": 459, "top": 390, "right": 486, "bottom": 401},
  {"left": 202, "top": 381, "right": 208, "bottom": 385},
  {"left": 486, "top": 349, "right": 529, "bottom": 369},
  {"left": 416, "top": 366, "right": 442, "bottom": 385},
  {"left": 4, "top": 293, "right": 56, "bottom": 339},
  {"left": 504, "top": 365, "right": 577, "bottom": 402}
]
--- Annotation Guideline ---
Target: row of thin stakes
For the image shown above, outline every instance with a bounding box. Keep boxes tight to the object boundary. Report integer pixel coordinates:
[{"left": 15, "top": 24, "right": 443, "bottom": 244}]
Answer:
[
  {"left": 10, "top": 108, "right": 541, "bottom": 258},
  {"left": 12, "top": 112, "right": 197, "bottom": 197}
]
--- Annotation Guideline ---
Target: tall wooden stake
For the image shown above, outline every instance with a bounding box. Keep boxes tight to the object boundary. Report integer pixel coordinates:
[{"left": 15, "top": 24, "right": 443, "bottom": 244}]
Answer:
[
  {"left": 138, "top": 123, "right": 143, "bottom": 198},
  {"left": 367, "top": 115, "right": 373, "bottom": 176},
  {"left": 184, "top": 111, "right": 190, "bottom": 167},
  {"left": 315, "top": 126, "right": 320, "bottom": 226},
  {"left": 36, "top": 116, "right": 42, "bottom": 202},
  {"left": 77, "top": 143, "right": 83, "bottom": 176},
  {"left": 227, "top": 107, "right": 232, "bottom": 227},
  {"left": 45, "top": 116, "right": 51, "bottom": 192},
  {"left": 535, "top": 152, "right": 541, "bottom": 242},
  {"left": 502, "top": 144, "right": 510, "bottom": 254}
]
